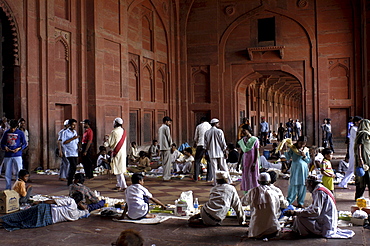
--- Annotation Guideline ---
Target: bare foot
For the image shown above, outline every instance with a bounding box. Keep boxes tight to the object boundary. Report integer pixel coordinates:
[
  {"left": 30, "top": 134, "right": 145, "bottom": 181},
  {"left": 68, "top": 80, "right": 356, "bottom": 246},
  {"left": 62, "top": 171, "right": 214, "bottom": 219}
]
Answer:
[{"left": 145, "top": 213, "right": 156, "bottom": 218}]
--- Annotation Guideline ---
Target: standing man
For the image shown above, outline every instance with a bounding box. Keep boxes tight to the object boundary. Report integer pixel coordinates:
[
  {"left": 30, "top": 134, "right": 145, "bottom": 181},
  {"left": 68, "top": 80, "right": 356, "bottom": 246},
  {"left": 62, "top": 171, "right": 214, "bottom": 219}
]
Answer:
[
  {"left": 18, "top": 118, "right": 29, "bottom": 171},
  {"left": 338, "top": 116, "right": 362, "bottom": 189},
  {"left": 1, "top": 119, "right": 28, "bottom": 189},
  {"left": 80, "top": 119, "right": 94, "bottom": 180},
  {"left": 286, "top": 118, "right": 293, "bottom": 139},
  {"left": 58, "top": 120, "right": 70, "bottom": 181},
  {"left": 104, "top": 117, "right": 127, "bottom": 191},
  {"left": 322, "top": 118, "right": 334, "bottom": 152},
  {"left": 158, "top": 116, "right": 173, "bottom": 182},
  {"left": 204, "top": 118, "right": 229, "bottom": 185},
  {"left": 0, "top": 119, "right": 7, "bottom": 176},
  {"left": 193, "top": 117, "right": 211, "bottom": 182},
  {"left": 260, "top": 117, "right": 269, "bottom": 147},
  {"left": 295, "top": 119, "right": 302, "bottom": 139},
  {"left": 62, "top": 119, "right": 79, "bottom": 186}
]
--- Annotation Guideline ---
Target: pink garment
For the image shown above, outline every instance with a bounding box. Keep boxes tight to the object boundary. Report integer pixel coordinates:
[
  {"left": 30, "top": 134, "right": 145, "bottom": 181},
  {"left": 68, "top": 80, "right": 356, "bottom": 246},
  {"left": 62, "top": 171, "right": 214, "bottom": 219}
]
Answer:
[{"left": 241, "top": 140, "right": 259, "bottom": 191}]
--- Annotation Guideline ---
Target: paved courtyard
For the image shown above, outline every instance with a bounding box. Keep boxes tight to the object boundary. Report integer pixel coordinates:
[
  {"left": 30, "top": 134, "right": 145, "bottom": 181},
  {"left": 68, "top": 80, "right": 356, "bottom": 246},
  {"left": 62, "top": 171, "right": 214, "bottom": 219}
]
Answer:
[{"left": 0, "top": 149, "right": 370, "bottom": 245}]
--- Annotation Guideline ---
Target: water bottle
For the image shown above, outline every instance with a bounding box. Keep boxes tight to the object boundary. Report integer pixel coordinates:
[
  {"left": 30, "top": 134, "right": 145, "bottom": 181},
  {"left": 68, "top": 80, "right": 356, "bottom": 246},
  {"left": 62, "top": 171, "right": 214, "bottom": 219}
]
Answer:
[{"left": 194, "top": 198, "right": 199, "bottom": 213}]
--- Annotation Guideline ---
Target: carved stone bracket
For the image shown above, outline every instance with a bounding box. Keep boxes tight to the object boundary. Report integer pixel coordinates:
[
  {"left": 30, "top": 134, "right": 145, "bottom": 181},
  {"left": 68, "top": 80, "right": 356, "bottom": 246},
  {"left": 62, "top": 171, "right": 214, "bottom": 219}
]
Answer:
[
  {"left": 247, "top": 46, "right": 285, "bottom": 60},
  {"left": 54, "top": 29, "right": 70, "bottom": 61},
  {"left": 0, "top": 0, "right": 20, "bottom": 65}
]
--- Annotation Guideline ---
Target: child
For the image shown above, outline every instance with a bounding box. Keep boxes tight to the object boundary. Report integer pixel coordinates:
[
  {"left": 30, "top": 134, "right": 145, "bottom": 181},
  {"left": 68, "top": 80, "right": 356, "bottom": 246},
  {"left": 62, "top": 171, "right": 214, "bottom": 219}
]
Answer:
[
  {"left": 119, "top": 173, "right": 166, "bottom": 220},
  {"left": 97, "top": 146, "right": 111, "bottom": 170},
  {"left": 321, "top": 148, "right": 335, "bottom": 193},
  {"left": 175, "top": 147, "right": 194, "bottom": 174},
  {"left": 69, "top": 173, "right": 105, "bottom": 212},
  {"left": 12, "top": 169, "right": 32, "bottom": 204},
  {"left": 226, "top": 143, "right": 239, "bottom": 172},
  {"left": 130, "top": 151, "right": 151, "bottom": 173}
]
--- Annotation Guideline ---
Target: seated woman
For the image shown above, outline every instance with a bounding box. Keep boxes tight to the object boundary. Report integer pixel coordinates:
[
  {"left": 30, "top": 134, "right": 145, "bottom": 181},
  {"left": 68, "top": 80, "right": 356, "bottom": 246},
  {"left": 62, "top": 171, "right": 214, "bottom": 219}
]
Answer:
[
  {"left": 129, "top": 151, "right": 152, "bottom": 173},
  {"left": 12, "top": 169, "right": 32, "bottom": 204},
  {"left": 175, "top": 147, "right": 194, "bottom": 174},
  {"left": 118, "top": 173, "right": 166, "bottom": 220},
  {"left": 69, "top": 173, "right": 105, "bottom": 212},
  {"left": 0, "top": 191, "right": 89, "bottom": 231}
]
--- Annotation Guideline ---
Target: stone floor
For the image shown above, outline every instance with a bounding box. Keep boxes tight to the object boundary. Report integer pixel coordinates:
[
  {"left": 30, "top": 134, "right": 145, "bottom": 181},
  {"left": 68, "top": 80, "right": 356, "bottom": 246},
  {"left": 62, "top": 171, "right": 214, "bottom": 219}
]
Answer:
[{"left": 0, "top": 148, "right": 370, "bottom": 245}]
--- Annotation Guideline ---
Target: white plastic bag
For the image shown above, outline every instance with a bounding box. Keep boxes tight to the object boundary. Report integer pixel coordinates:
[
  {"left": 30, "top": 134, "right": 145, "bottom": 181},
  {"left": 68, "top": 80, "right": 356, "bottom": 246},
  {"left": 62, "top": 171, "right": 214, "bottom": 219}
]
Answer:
[
  {"left": 352, "top": 209, "right": 368, "bottom": 219},
  {"left": 179, "top": 190, "right": 193, "bottom": 212}
]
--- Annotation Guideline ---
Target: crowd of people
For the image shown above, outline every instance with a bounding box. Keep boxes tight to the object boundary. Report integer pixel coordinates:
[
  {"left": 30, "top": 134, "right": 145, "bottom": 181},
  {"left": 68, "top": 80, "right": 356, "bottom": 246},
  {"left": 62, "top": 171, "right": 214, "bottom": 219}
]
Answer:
[{"left": 2, "top": 114, "right": 370, "bottom": 242}]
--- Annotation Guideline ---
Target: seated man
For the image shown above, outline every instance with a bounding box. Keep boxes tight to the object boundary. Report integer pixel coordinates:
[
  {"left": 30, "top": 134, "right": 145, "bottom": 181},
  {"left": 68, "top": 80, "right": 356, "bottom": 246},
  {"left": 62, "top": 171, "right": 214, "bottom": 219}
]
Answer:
[
  {"left": 175, "top": 147, "right": 194, "bottom": 174},
  {"left": 119, "top": 173, "right": 166, "bottom": 220},
  {"left": 128, "top": 142, "right": 140, "bottom": 163},
  {"left": 285, "top": 175, "right": 355, "bottom": 239},
  {"left": 188, "top": 171, "right": 245, "bottom": 226},
  {"left": 69, "top": 173, "right": 105, "bottom": 212},
  {"left": 242, "top": 172, "right": 286, "bottom": 239},
  {"left": 129, "top": 151, "right": 152, "bottom": 173},
  {"left": 0, "top": 191, "right": 89, "bottom": 231}
]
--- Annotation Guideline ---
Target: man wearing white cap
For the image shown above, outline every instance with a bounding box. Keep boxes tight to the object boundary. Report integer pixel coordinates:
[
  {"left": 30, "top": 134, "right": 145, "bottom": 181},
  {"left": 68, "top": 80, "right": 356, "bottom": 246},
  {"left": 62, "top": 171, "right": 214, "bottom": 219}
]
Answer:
[
  {"left": 285, "top": 175, "right": 355, "bottom": 239},
  {"left": 188, "top": 171, "right": 245, "bottom": 226},
  {"left": 204, "top": 118, "right": 229, "bottom": 184},
  {"left": 158, "top": 116, "right": 173, "bottom": 181},
  {"left": 242, "top": 172, "right": 285, "bottom": 239},
  {"left": 57, "top": 119, "right": 70, "bottom": 181},
  {"left": 104, "top": 117, "right": 127, "bottom": 191}
]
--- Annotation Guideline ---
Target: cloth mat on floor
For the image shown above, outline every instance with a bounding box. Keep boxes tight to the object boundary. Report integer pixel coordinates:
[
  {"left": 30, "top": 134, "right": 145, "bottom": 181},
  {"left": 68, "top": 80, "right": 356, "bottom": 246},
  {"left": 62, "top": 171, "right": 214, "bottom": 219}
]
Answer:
[{"left": 112, "top": 213, "right": 189, "bottom": 224}]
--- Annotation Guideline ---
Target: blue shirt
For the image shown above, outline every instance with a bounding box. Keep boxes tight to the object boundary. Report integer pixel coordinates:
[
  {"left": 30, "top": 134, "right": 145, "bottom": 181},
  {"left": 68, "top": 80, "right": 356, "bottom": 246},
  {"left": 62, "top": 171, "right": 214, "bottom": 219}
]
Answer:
[
  {"left": 260, "top": 121, "right": 269, "bottom": 133},
  {"left": 0, "top": 129, "right": 28, "bottom": 157},
  {"left": 61, "top": 129, "right": 79, "bottom": 157}
]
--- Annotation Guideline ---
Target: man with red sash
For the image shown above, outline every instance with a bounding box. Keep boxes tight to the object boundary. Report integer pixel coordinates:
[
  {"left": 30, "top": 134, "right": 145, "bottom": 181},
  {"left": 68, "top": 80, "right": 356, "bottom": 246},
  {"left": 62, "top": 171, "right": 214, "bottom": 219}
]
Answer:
[
  {"left": 104, "top": 117, "right": 127, "bottom": 191},
  {"left": 285, "top": 175, "right": 354, "bottom": 239}
]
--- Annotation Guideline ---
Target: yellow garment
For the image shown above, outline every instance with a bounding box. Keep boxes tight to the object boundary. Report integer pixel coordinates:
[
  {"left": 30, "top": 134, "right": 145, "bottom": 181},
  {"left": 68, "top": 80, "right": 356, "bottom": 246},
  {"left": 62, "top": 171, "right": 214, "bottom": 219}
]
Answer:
[
  {"left": 321, "top": 159, "right": 334, "bottom": 191},
  {"left": 12, "top": 179, "right": 27, "bottom": 197}
]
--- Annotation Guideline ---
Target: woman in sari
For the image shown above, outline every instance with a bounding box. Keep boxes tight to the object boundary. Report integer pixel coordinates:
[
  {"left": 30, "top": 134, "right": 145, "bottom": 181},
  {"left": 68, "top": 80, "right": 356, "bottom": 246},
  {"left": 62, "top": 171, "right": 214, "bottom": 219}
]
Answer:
[
  {"left": 238, "top": 124, "right": 259, "bottom": 192},
  {"left": 283, "top": 136, "right": 311, "bottom": 207},
  {"left": 354, "top": 119, "right": 370, "bottom": 200}
]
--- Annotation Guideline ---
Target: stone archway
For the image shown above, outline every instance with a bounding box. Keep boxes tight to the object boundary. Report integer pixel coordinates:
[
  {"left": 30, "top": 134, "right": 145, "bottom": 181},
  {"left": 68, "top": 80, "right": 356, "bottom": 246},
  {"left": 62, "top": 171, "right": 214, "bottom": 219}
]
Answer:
[
  {"left": 236, "top": 70, "right": 303, "bottom": 136},
  {"left": 0, "top": 1, "right": 20, "bottom": 119}
]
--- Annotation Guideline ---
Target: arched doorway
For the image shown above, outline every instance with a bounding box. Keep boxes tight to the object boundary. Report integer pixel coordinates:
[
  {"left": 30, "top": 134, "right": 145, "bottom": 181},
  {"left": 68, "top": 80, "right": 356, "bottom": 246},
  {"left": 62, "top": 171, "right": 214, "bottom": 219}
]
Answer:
[
  {"left": 0, "top": 4, "right": 20, "bottom": 120},
  {"left": 237, "top": 70, "right": 303, "bottom": 136}
]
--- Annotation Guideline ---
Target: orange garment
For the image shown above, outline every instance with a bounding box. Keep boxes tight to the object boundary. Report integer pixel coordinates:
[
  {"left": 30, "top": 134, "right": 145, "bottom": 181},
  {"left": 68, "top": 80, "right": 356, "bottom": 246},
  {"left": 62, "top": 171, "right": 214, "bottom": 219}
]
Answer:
[{"left": 12, "top": 179, "right": 27, "bottom": 197}]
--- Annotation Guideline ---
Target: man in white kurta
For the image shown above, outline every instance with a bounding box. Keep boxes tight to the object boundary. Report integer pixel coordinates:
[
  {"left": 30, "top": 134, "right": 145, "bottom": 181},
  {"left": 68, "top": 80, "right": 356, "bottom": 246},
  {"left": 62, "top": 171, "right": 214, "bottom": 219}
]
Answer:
[
  {"left": 158, "top": 116, "right": 173, "bottom": 181},
  {"left": 204, "top": 118, "right": 229, "bottom": 185},
  {"left": 189, "top": 171, "right": 245, "bottom": 226},
  {"left": 104, "top": 117, "right": 127, "bottom": 191},
  {"left": 243, "top": 173, "right": 284, "bottom": 238},
  {"left": 338, "top": 116, "right": 363, "bottom": 188},
  {"left": 288, "top": 176, "right": 355, "bottom": 239}
]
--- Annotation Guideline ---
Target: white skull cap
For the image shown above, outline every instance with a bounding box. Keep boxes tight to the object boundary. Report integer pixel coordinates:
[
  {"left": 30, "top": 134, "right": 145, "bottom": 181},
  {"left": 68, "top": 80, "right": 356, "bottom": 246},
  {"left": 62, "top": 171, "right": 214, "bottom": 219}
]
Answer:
[
  {"left": 114, "top": 117, "right": 123, "bottom": 124},
  {"left": 210, "top": 118, "right": 219, "bottom": 124}
]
